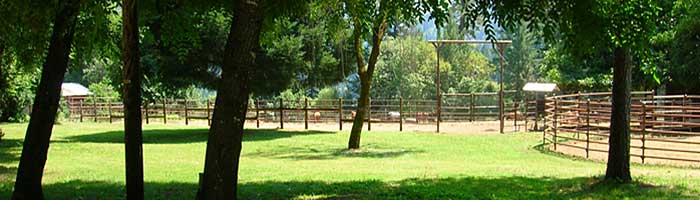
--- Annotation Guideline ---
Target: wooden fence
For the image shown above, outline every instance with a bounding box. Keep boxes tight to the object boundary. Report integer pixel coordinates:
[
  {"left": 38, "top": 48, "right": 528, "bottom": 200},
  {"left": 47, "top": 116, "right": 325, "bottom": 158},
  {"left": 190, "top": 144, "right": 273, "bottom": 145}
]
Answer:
[
  {"left": 64, "top": 91, "right": 546, "bottom": 132},
  {"left": 544, "top": 91, "right": 700, "bottom": 166}
]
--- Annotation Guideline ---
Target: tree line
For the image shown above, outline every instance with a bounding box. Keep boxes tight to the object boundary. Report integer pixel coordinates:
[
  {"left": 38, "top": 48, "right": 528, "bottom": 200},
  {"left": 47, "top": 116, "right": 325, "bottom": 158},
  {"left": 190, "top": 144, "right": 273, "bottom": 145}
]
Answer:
[{"left": 1, "top": 0, "right": 698, "bottom": 199}]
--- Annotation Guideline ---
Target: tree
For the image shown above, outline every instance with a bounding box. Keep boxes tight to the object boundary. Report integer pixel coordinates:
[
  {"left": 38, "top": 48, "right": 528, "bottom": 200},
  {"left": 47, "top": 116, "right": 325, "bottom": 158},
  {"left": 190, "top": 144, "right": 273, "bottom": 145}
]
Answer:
[
  {"left": 461, "top": 0, "right": 659, "bottom": 182},
  {"left": 345, "top": 0, "right": 448, "bottom": 149},
  {"left": 12, "top": 0, "right": 82, "bottom": 198},
  {"left": 121, "top": 0, "right": 144, "bottom": 198},
  {"left": 197, "top": 0, "right": 265, "bottom": 198},
  {"left": 503, "top": 21, "right": 543, "bottom": 97},
  {"left": 0, "top": 0, "right": 53, "bottom": 122}
]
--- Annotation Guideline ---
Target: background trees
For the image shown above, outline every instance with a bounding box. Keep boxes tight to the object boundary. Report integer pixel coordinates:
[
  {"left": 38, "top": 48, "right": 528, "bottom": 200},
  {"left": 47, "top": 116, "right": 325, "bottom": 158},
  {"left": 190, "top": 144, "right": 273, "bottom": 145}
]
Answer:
[{"left": 344, "top": 0, "right": 449, "bottom": 149}]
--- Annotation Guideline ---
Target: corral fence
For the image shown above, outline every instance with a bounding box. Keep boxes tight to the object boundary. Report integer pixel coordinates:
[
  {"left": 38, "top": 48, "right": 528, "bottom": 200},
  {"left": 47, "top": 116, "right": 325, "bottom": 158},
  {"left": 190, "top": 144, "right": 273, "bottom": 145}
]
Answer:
[
  {"left": 63, "top": 91, "right": 549, "bottom": 132},
  {"left": 544, "top": 91, "right": 700, "bottom": 166}
]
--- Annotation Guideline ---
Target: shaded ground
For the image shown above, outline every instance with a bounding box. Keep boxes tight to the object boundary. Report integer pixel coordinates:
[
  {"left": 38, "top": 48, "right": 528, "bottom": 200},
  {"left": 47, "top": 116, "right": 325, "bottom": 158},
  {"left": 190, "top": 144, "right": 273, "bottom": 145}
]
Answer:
[
  {"left": 29, "top": 176, "right": 699, "bottom": 200},
  {"left": 0, "top": 122, "right": 698, "bottom": 199},
  {"left": 248, "top": 120, "right": 526, "bottom": 134},
  {"left": 129, "top": 119, "right": 527, "bottom": 134}
]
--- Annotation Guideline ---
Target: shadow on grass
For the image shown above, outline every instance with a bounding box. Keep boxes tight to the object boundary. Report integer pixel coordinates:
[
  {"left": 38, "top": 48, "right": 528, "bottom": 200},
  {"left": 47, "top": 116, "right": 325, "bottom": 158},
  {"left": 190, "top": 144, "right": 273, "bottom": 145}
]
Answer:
[
  {"left": 62, "top": 129, "right": 335, "bottom": 144},
  {"left": 244, "top": 146, "right": 424, "bottom": 160},
  {"left": 0, "top": 139, "right": 22, "bottom": 164},
  {"left": 0, "top": 176, "right": 695, "bottom": 200}
]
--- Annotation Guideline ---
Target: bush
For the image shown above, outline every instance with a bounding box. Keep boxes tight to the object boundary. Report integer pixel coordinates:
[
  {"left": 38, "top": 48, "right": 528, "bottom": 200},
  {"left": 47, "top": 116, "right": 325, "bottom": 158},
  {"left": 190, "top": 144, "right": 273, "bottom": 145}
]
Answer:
[
  {"left": 89, "top": 80, "right": 120, "bottom": 99},
  {"left": 0, "top": 128, "right": 4, "bottom": 142}
]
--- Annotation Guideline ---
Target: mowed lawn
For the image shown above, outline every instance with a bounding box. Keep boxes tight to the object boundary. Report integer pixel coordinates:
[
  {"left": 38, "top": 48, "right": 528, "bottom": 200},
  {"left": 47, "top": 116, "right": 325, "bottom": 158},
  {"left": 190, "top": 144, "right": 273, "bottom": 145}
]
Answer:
[{"left": 0, "top": 122, "right": 699, "bottom": 199}]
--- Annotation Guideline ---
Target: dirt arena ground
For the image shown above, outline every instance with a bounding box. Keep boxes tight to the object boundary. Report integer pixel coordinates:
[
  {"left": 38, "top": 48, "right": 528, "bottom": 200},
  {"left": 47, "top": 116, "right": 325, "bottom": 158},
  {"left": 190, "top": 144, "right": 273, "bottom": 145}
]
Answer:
[
  {"left": 243, "top": 120, "right": 528, "bottom": 134},
  {"left": 552, "top": 136, "right": 700, "bottom": 168},
  {"left": 143, "top": 119, "right": 529, "bottom": 134}
]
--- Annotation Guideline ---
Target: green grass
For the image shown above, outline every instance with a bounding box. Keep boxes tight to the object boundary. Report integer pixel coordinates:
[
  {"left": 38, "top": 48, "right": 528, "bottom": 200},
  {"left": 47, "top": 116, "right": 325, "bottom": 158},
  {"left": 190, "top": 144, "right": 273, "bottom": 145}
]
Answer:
[{"left": 0, "top": 122, "right": 699, "bottom": 199}]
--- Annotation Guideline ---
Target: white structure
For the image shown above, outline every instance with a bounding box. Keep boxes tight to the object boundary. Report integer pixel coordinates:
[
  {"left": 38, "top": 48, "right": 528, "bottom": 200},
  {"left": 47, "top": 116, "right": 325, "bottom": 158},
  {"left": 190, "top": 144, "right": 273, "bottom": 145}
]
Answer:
[
  {"left": 523, "top": 82, "right": 558, "bottom": 93},
  {"left": 61, "top": 83, "right": 93, "bottom": 97}
]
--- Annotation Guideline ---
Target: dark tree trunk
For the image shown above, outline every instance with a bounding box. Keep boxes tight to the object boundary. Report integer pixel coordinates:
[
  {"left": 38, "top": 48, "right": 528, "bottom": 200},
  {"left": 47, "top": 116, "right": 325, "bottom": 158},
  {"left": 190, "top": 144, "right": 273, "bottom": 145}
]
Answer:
[
  {"left": 12, "top": 0, "right": 81, "bottom": 199},
  {"left": 121, "top": 0, "right": 144, "bottom": 198},
  {"left": 348, "top": 16, "right": 387, "bottom": 149},
  {"left": 605, "top": 47, "right": 632, "bottom": 182},
  {"left": 197, "top": 0, "right": 264, "bottom": 199}
]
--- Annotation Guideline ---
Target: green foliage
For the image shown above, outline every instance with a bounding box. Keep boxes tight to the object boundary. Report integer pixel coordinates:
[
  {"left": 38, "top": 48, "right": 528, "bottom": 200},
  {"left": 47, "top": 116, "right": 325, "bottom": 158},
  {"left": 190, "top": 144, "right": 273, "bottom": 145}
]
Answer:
[
  {"left": 668, "top": 0, "right": 700, "bottom": 93},
  {"left": 0, "top": 60, "right": 37, "bottom": 122},
  {"left": 502, "top": 22, "right": 544, "bottom": 96},
  {"left": 316, "top": 87, "right": 340, "bottom": 100},
  {"left": 539, "top": 46, "right": 614, "bottom": 91},
  {"left": 88, "top": 80, "right": 119, "bottom": 99},
  {"left": 370, "top": 31, "right": 497, "bottom": 99},
  {"left": 461, "top": 0, "right": 662, "bottom": 91}
]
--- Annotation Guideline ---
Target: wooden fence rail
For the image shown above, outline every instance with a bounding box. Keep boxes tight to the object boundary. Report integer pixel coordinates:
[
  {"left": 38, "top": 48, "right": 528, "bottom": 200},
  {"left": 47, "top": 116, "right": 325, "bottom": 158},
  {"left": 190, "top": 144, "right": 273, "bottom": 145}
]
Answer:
[
  {"left": 64, "top": 91, "right": 549, "bottom": 133},
  {"left": 544, "top": 92, "right": 700, "bottom": 166}
]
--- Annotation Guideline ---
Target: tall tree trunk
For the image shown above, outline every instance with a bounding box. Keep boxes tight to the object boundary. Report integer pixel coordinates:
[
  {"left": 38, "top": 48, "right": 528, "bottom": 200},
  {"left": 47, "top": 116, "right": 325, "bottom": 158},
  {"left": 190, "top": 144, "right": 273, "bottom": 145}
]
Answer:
[
  {"left": 121, "top": 0, "right": 144, "bottom": 198},
  {"left": 197, "top": 0, "right": 264, "bottom": 199},
  {"left": 605, "top": 47, "right": 632, "bottom": 182},
  {"left": 348, "top": 16, "right": 387, "bottom": 149},
  {"left": 12, "top": 0, "right": 81, "bottom": 199}
]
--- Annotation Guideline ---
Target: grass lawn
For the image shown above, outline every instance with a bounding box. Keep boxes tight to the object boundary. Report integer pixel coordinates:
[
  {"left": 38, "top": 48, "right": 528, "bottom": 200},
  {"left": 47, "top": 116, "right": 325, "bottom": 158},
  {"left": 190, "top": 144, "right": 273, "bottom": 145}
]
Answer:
[{"left": 0, "top": 122, "right": 699, "bottom": 199}]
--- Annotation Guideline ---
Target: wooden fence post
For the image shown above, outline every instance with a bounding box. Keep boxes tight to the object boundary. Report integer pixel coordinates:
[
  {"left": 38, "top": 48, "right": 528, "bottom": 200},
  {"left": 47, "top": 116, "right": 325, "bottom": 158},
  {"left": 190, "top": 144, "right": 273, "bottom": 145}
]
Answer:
[
  {"left": 513, "top": 99, "right": 518, "bottom": 131},
  {"left": 163, "top": 98, "right": 167, "bottom": 124},
  {"left": 206, "top": 99, "right": 211, "bottom": 126},
  {"left": 542, "top": 95, "right": 548, "bottom": 144},
  {"left": 553, "top": 98, "right": 558, "bottom": 150},
  {"left": 304, "top": 98, "right": 309, "bottom": 130},
  {"left": 586, "top": 99, "right": 591, "bottom": 159},
  {"left": 255, "top": 99, "right": 260, "bottom": 128},
  {"left": 576, "top": 92, "right": 581, "bottom": 138},
  {"left": 368, "top": 98, "right": 371, "bottom": 131},
  {"left": 525, "top": 96, "right": 529, "bottom": 131},
  {"left": 641, "top": 103, "right": 647, "bottom": 164},
  {"left": 279, "top": 98, "right": 284, "bottom": 129},
  {"left": 470, "top": 93, "right": 475, "bottom": 122},
  {"left": 338, "top": 98, "right": 343, "bottom": 131},
  {"left": 542, "top": 98, "right": 546, "bottom": 146},
  {"left": 79, "top": 99, "right": 84, "bottom": 122},
  {"left": 184, "top": 99, "right": 189, "bottom": 125},
  {"left": 399, "top": 97, "right": 403, "bottom": 132},
  {"left": 93, "top": 95, "right": 98, "bottom": 122},
  {"left": 145, "top": 102, "right": 149, "bottom": 124},
  {"left": 683, "top": 94, "right": 688, "bottom": 123},
  {"left": 108, "top": 97, "right": 113, "bottom": 123}
]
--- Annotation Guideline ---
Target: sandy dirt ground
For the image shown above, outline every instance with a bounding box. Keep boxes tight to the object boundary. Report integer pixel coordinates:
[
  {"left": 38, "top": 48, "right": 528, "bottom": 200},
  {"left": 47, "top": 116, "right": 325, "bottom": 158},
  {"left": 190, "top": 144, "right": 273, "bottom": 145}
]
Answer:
[
  {"left": 552, "top": 135, "right": 700, "bottom": 168},
  {"left": 141, "top": 118, "right": 532, "bottom": 134},
  {"left": 242, "top": 120, "right": 530, "bottom": 134}
]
